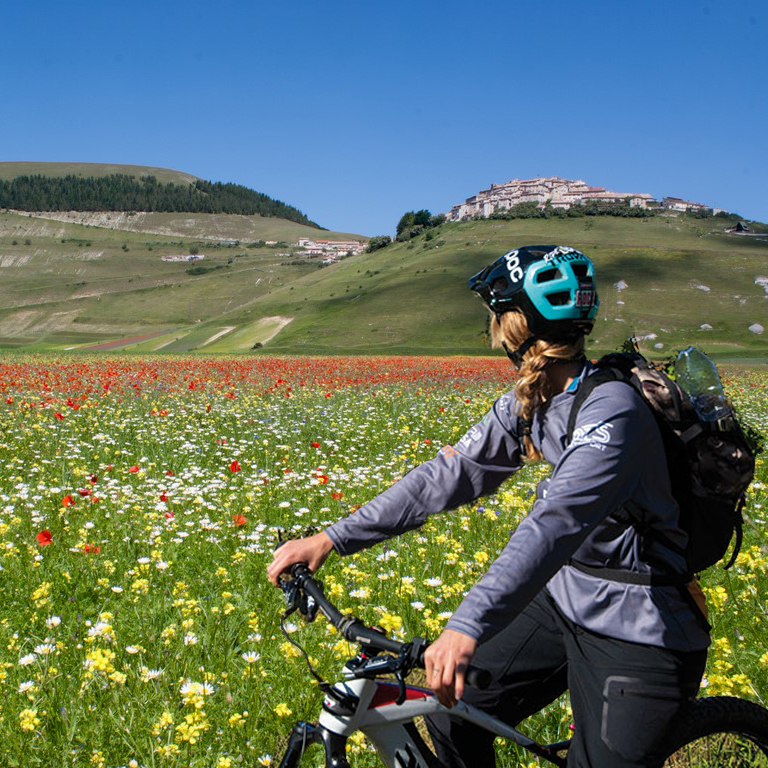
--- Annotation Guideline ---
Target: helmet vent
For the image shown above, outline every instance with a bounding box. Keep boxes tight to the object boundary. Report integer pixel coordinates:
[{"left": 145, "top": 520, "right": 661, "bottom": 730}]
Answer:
[
  {"left": 537, "top": 268, "right": 562, "bottom": 283},
  {"left": 572, "top": 263, "right": 589, "bottom": 278},
  {"left": 547, "top": 291, "right": 571, "bottom": 306}
]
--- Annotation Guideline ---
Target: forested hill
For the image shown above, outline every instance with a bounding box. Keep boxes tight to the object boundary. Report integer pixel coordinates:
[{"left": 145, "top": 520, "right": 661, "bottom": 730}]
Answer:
[{"left": 0, "top": 174, "right": 320, "bottom": 227}]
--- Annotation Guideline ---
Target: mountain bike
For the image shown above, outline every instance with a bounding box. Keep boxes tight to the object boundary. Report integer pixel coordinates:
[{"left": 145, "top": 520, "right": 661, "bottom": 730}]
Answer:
[{"left": 276, "top": 563, "right": 768, "bottom": 767}]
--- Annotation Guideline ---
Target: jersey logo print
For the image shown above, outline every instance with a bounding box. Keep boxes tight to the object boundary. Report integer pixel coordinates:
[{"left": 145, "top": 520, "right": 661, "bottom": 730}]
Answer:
[
  {"left": 458, "top": 425, "right": 483, "bottom": 450},
  {"left": 571, "top": 421, "right": 614, "bottom": 451}
]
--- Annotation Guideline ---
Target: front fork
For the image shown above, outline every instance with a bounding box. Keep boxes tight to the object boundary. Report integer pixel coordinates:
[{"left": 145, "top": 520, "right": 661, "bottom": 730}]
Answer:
[{"left": 278, "top": 721, "right": 351, "bottom": 768}]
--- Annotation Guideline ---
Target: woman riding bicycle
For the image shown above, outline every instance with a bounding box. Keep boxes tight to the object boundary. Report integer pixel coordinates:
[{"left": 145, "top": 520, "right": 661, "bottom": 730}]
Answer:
[{"left": 268, "top": 245, "right": 709, "bottom": 768}]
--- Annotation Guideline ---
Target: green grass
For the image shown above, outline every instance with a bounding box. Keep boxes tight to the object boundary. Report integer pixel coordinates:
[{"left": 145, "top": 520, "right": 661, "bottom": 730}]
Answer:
[
  {"left": 0, "top": 210, "right": 363, "bottom": 350},
  {"left": 1, "top": 211, "right": 767, "bottom": 359},
  {"left": 238, "top": 216, "right": 768, "bottom": 360}
]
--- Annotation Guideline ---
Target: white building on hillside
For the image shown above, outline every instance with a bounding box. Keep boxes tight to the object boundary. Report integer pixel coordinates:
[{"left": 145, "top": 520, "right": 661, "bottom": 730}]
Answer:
[
  {"left": 447, "top": 177, "right": 656, "bottom": 220},
  {"left": 295, "top": 238, "right": 366, "bottom": 256},
  {"left": 661, "top": 197, "right": 710, "bottom": 213}
]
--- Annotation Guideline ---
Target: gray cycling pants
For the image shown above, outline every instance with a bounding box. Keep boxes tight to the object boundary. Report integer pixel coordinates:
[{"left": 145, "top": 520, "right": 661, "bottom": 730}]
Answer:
[{"left": 425, "top": 589, "right": 707, "bottom": 768}]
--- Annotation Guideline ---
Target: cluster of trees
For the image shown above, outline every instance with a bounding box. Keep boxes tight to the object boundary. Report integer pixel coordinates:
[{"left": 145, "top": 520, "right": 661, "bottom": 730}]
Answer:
[
  {"left": 396, "top": 209, "right": 446, "bottom": 241},
  {"left": 365, "top": 235, "right": 392, "bottom": 253},
  {"left": 0, "top": 174, "right": 319, "bottom": 226},
  {"left": 488, "top": 201, "right": 654, "bottom": 221}
]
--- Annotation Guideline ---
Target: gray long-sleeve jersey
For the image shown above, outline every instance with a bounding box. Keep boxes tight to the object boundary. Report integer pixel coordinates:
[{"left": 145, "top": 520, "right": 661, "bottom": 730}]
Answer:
[{"left": 325, "top": 365, "right": 711, "bottom": 652}]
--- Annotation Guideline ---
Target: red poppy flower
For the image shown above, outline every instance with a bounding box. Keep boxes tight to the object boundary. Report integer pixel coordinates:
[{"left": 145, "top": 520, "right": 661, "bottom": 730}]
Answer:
[
  {"left": 54, "top": 413, "right": 65, "bottom": 421},
  {"left": 62, "top": 495, "right": 75, "bottom": 507},
  {"left": 229, "top": 460, "right": 241, "bottom": 473},
  {"left": 129, "top": 466, "right": 140, "bottom": 474},
  {"left": 317, "top": 474, "right": 329, "bottom": 485},
  {"left": 5, "top": 397, "right": 12, "bottom": 405},
  {"left": 164, "top": 511, "right": 174, "bottom": 520},
  {"left": 78, "top": 489, "right": 91, "bottom": 497},
  {"left": 232, "top": 514, "right": 247, "bottom": 527},
  {"left": 36, "top": 530, "right": 52, "bottom": 547},
  {"left": 83, "top": 544, "right": 101, "bottom": 554},
  {"left": 164, "top": 470, "right": 175, "bottom": 477},
  {"left": 332, "top": 492, "right": 343, "bottom": 501},
  {"left": 311, "top": 442, "right": 320, "bottom": 449},
  {"left": 159, "top": 493, "right": 168, "bottom": 502},
  {"left": 88, "top": 475, "right": 98, "bottom": 485}
]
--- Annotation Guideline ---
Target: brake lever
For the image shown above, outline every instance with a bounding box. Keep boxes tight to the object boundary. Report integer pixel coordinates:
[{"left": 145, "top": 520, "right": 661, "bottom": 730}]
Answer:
[
  {"left": 301, "top": 591, "right": 319, "bottom": 622},
  {"left": 280, "top": 578, "right": 301, "bottom": 619},
  {"left": 279, "top": 575, "right": 320, "bottom": 623},
  {"left": 395, "top": 671, "right": 408, "bottom": 705}
]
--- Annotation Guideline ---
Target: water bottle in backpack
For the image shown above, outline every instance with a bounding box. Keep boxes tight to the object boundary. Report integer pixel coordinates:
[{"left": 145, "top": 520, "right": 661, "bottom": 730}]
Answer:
[{"left": 674, "top": 346, "right": 732, "bottom": 425}]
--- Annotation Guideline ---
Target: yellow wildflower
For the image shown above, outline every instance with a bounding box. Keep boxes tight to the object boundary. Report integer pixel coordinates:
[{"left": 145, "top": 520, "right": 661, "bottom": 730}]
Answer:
[
  {"left": 273, "top": 703, "right": 292, "bottom": 717},
  {"left": 228, "top": 711, "right": 248, "bottom": 729},
  {"left": 19, "top": 709, "right": 40, "bottom": 732},
  {"left": 175, "top": 710, "right": 210, "bottom": 744},
  {"left": 377, "top": 612, "right": 403, "bottom": 634}
]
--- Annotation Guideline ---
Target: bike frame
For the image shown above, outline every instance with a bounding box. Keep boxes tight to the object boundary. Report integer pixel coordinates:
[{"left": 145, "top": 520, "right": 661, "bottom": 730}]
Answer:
[{"left": 280, "top": 675, "right": 569, "bottom": 767}]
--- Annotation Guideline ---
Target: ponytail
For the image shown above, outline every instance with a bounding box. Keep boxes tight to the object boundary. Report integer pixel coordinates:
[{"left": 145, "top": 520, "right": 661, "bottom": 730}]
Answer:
[{"left": 490, "top": 311, "right": 585, "bottom": 460}]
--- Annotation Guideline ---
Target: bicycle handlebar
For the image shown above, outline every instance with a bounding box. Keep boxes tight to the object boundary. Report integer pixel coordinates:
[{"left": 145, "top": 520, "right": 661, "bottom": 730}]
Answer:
[{"left": 284, "top": 563, "right": 491, "bottom": 689}]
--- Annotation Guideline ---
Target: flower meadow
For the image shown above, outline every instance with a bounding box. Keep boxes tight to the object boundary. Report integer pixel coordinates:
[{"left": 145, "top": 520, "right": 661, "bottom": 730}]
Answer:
[{"left": 0, "top": 356, "right": 766, "bottom": 768}]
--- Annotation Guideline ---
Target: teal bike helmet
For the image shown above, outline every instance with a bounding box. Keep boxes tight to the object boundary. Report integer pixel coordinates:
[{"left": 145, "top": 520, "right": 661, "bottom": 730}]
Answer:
[{"left": 469, "top": 245, "right": 599, "bottom": 364}]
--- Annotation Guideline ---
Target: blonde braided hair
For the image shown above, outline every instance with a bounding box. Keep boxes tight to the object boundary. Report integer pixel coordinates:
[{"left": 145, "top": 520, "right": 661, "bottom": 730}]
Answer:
[{"left": 490, "top": 310, "right": 585, "bottom": 460}]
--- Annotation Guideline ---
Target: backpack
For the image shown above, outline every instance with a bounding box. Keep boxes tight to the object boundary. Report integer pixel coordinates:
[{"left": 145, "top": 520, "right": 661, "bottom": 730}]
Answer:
[{"left": 566, "top": 350, "right": 757, "bottom": 582}]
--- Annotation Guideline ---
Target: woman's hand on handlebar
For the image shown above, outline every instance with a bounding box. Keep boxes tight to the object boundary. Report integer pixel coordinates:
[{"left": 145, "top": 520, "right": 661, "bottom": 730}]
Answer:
[
  {"left": 424, "top": 628, "right": 478, "bottom": 709},
  {"left": 267, "top": 531, "right": 335, "bottom": 586}
]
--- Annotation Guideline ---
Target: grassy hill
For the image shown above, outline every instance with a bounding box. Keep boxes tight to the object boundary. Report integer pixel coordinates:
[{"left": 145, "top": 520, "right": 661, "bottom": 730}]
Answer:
[
  {"left": 207, "top": 215, "right": 768, "bottom": 361},
  {"left": 1, "top": 203, "right": 766, "bottom": 360},
  {"left": 0, "top": 208, "right": 366, "bottom": 350},
  {"left": 0, "top": 162, "right": 198, "bottom": 185}
]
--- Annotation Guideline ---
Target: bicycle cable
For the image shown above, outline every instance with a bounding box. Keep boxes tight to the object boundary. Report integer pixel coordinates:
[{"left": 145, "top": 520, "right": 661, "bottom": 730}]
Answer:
[{"left": 280, "top": 607, "right": 335, "bottom": 695}]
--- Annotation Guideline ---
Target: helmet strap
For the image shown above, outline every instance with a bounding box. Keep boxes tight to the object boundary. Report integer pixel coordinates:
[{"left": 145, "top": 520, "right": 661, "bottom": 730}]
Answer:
[{"left": 501, "top": 336, "right": 539, "bottom": 369}]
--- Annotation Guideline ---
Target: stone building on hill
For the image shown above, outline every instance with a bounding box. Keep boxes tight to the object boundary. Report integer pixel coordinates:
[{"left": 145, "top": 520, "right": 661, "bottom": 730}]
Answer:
[{"left": 447, "top": 177, "right": 656, "bottom": 220}]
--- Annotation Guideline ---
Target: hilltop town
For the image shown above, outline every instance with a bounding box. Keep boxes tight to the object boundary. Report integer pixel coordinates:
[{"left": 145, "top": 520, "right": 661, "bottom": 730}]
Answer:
[{"left": 447, "top": 176, "right": 719, "bottom": 220}]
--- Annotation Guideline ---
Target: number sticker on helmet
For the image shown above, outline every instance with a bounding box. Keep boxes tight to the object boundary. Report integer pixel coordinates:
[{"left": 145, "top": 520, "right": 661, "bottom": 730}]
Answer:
[{"left": 575, "top": 288, "right": 594, "bottom": 308}]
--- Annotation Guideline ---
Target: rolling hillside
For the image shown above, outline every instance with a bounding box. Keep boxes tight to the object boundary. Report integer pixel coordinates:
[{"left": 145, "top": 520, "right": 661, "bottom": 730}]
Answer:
[
  {"left": 207, "top": 215, "right": 768, "bottom": 360},
  {"left": 0, "top": 208, "right": 366, "bottom": 351},
  {"left": 0, "top": 164, "right": 765, "bottom": 360},
  {"left": 0, "top": 162, "right": 198, "bottom": 185}
]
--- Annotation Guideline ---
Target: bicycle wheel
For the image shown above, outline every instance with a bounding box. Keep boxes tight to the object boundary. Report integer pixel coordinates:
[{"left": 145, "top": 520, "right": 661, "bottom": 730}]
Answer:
[{"left": 662, "top": 696, "right": 768, "bottom": 767}]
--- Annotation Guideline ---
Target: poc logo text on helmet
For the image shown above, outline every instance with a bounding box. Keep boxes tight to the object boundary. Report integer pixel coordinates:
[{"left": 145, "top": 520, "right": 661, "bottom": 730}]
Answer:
[{"left": 503, "top": 250, "right": 524, "bottom": 283}]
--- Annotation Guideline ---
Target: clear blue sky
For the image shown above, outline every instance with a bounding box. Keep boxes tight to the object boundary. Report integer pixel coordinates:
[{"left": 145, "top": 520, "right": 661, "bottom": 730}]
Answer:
[{"left": 2, "top": 0, "right": 765, "bottom": 236}]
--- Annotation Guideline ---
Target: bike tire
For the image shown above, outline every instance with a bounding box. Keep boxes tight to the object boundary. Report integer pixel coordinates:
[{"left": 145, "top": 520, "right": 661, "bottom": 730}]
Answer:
[{"left": 661, "top": 696, "right": 768, "bottom": 767}]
